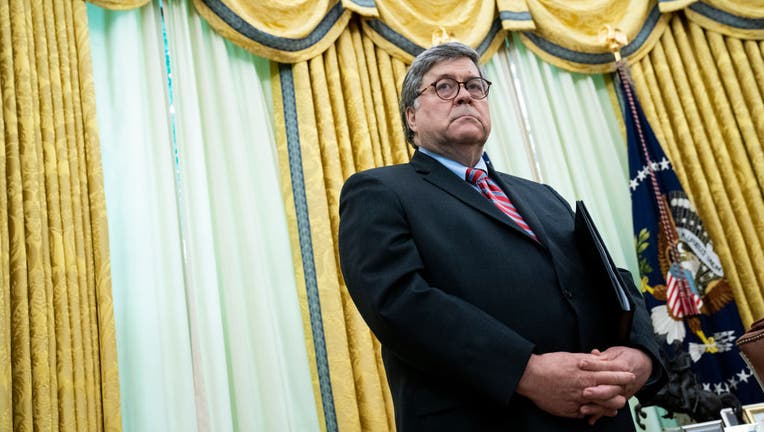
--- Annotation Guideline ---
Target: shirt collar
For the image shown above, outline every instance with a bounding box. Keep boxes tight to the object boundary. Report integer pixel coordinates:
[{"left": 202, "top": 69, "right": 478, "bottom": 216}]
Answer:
[{"left": 419, "top": 147, "right": 488, "bottom": 180}]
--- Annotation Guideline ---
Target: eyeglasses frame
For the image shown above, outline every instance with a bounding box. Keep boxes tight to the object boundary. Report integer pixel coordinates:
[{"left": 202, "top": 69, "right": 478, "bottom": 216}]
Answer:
[{"left": 416, "top": 76, "right": 493, "bottom": 101}]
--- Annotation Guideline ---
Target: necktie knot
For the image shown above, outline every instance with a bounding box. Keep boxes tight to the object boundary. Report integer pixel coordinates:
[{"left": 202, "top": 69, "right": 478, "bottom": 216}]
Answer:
[{"left": 465, "top": 167, "right": 488, "bottom": 185}]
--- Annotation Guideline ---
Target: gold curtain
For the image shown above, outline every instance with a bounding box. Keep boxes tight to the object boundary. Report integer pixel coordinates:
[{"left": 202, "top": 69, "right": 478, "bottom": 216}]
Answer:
[
  {"left": 272, "top": 18, "right": 410, "bottom": 431},
  {"left": 682, "top": 0, "right": 764, "bottom": 39},
  {"left": 0, "top": 1, "right": 121, "bottom": 431},
  {"left": 630, "top": 14, "right": 764, "bottom": 328}
]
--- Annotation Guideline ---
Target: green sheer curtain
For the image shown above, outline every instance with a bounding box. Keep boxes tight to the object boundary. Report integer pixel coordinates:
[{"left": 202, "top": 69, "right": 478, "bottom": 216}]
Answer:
[{"left": 88, "top": 1, "right": 320, "bottom": 430}]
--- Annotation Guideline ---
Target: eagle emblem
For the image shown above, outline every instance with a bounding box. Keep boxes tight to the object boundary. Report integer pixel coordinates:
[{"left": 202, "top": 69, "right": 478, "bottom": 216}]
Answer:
[{"left": 637, "top": 191, "right": 735, "bottom": 361}]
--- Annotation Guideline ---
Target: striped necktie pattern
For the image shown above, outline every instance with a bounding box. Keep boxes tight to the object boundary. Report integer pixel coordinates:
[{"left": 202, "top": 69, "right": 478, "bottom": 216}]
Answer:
[{"left": 465, "top": 167, "right": 539, "bottom": 241}]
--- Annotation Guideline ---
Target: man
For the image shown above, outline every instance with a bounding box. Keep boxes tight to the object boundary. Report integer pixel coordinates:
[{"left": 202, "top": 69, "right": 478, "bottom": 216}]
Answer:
[{"left": 338, "top": 42, "right": 664, "bottom": 431}]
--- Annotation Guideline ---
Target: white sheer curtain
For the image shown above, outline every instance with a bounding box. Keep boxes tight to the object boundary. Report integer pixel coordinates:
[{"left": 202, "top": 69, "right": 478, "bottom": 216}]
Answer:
[
  {"left": 485, "top": 34, "right": 674, "bottom": 432},
  {"left": 88, "top": 4, "right": 197, "bottom": 431},
  {"left": 88, "top": 0, "right": 320, "bottom": 430},
  {"left": 485, "top": 35, "right": 638, "bottom": 277}
]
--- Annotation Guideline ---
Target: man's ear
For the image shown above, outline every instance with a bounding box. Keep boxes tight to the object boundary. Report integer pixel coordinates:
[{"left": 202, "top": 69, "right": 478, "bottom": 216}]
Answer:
[{"left": 406, "top": 107, "right": 417, "bottom": 134}]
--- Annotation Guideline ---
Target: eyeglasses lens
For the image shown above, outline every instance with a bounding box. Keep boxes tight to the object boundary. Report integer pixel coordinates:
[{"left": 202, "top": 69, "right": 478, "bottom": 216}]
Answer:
[{"left": 434, "top": 78, "right": 489, "bottom": 100}]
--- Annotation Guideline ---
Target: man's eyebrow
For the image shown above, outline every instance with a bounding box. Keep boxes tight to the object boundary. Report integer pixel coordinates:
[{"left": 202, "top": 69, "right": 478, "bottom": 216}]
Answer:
[
  {"left": 431, "top": 73, "right": 481, "bottom": 80},
  {"left": 428, "top": 73, "right": 455, "bottom": 81}
]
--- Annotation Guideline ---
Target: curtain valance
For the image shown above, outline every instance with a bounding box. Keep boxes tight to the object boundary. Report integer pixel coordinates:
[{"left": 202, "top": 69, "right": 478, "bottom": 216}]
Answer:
[
  {"left": 360, "top": 0, "right": 505, "bottom": 64},
  {"left": 191, "top": 0, "right": 355, "bottom": 63},
  {"left": 184, "top": 0, "right": 506, "bottom": 63},
  {"left": 681, "top": 0, "right": 764, "bottom": 39},
  {"left": 513, "top": 1, "right": 672, "bottom": 73},
  {"left": 507, "top": 0, "right": 762, "bottom": 72},
  {"left": 89, "top": 0, "right": 764, "bottom": 72}
]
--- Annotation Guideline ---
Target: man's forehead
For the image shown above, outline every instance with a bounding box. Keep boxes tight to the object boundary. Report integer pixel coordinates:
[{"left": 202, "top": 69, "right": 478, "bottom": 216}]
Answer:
[{"left": 424, "top": 58, "right": 480, "bottom": 77}]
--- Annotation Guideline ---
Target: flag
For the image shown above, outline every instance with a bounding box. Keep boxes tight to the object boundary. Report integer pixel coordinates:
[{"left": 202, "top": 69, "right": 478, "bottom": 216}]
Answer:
[{"left": 618, "top": 68, "right": 763, "bottom": 404}]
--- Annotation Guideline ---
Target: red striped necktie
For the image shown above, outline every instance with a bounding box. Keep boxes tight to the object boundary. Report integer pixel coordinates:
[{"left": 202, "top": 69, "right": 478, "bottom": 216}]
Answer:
[{"left": 465, "top": 167, "right": 539, "bottom": 241}]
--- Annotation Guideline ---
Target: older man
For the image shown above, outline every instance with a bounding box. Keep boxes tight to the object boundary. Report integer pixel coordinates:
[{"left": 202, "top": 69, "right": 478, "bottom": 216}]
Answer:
[{"left": 338, "top": 42, "right": 663, "bottom": 431}]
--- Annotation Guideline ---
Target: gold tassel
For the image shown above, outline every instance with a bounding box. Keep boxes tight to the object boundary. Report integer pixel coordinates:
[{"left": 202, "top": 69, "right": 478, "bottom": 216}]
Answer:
[
  {"left": 431, "top": 27, "right": 456, "bottom": 46},
  {"left": 599, "top": 25, "right": 628, "bottom": 64}
]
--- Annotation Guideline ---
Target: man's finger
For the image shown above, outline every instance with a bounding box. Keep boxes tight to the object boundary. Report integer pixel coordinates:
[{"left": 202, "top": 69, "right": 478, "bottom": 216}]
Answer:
[
  {"left": 578, "top": 357, "right": 627, "bottom": 372},
  {"left": 590, "top": 370, "right": 635, "bottom": 386},
  {"left": 582, "top": 384, "right": 623, "bottom": 401}
]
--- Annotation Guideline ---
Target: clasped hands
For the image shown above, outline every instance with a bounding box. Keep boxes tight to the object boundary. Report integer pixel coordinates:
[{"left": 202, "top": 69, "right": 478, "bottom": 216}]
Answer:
[{"left": 516, "top": 347, "right": 652, "bottom": 425}]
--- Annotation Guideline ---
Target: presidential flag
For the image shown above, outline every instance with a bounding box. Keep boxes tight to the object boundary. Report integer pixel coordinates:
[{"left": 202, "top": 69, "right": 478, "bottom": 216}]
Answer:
[{"left": 618, "top": 68, "right": 763, "bottom": 404}]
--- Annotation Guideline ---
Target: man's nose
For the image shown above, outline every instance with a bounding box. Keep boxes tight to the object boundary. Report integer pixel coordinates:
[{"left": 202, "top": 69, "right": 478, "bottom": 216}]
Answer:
[{"left": 454, "top": 85, "right": 472, "bottom": 104}]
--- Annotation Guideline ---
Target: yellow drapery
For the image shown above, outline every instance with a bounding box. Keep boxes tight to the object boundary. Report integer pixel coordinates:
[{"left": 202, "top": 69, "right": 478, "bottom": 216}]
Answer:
[
  {"left": 272, "top": 19, "right": 410, "bottom": 431},
  {"left": 190, "top": 0, "right": 506, "bottom": 64},
  {"left": 516, "top": 0, "right": 672, "bottom": 73},
  {"left": 0, "top": 0, "right": 121, "bottom": 430},
  {"left": 630, "top": 14, "right": 764, "bottom": 328},
  {"left": 360, "top": 0, "right": 505, "bottom": 63},
  {"left": 188, "top": 0, "right": 669, "bottom": 70},
  {"left": 98, "top": 1, "right": 763, "bottom": 73},
  {"left": 192, "top": 0, "right": 356, "bottom": 63},
  {"left": 508, "top": 0, "right": 763, "bottom": 72},
  {"left": 665, "top": 0, "right": 764, "bottom": 39}
]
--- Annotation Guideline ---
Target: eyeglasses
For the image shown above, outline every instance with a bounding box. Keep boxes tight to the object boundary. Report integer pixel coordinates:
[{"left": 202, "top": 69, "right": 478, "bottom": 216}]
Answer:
[{"left": 417, "top": 77, "right": 492, "bottom": 100}]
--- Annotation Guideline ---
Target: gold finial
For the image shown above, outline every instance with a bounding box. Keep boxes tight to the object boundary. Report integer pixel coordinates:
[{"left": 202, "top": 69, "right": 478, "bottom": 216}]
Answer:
[
  {"left": 599, "top": 25, "right": 628, "bottom": 62},
  {"left": 431, "top": 27, "right": 455, "bottom": 46}
]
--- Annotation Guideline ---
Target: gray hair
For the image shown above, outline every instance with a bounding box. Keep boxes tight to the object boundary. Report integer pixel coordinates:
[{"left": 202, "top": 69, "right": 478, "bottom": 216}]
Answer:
[{"left": 399, "top": 42, "right": 484, "bottom": 146}]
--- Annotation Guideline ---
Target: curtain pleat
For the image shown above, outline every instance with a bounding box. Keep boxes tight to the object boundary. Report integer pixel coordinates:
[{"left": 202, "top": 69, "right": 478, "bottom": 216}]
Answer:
[
  {"left": 721, "top": 36, "right": 764, "bottom": 188},
  {"left": 631, "top": 15, "right": 764, "bottom": 327},
  {"left": 0, "top": 0, "right": 121, "bottom": 431},
  {"left": 76, "top": 0, "right": 123, "bottom": 426},
  {"left": 273, "top": 18, "right": 406, "bottom": 431}
]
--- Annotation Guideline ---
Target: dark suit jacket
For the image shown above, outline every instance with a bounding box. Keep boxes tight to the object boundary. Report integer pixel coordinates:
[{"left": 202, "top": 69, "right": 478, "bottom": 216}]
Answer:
[{"left": 338, "top": 150, "right": 663, "bottom": 431}]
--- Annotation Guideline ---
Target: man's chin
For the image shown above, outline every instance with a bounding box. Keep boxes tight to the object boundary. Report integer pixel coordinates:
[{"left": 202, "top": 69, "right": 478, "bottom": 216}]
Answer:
[
  {"left": 448, "top": 126, "right": 488, "bottom": 145},
  {"left": 450, "top": 133, "right": 488, "bottom": 147}
]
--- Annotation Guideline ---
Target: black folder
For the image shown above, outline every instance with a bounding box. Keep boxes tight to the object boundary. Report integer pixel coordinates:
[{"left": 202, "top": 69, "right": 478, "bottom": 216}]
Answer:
[{"left": 574, "top": 201, "right": 633, "bottom": 343}]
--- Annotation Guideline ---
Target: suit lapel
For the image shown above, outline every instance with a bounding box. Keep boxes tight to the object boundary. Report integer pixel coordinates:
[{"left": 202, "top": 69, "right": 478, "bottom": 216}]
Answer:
[{"left": 410, "top": 151, "right": 543, "bottom": 244}]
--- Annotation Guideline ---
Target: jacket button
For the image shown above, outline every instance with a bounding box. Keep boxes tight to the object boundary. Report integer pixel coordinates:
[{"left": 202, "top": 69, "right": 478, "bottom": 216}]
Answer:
[{"left": 563, "top": 289, "right": 573, "bottom": 298}]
